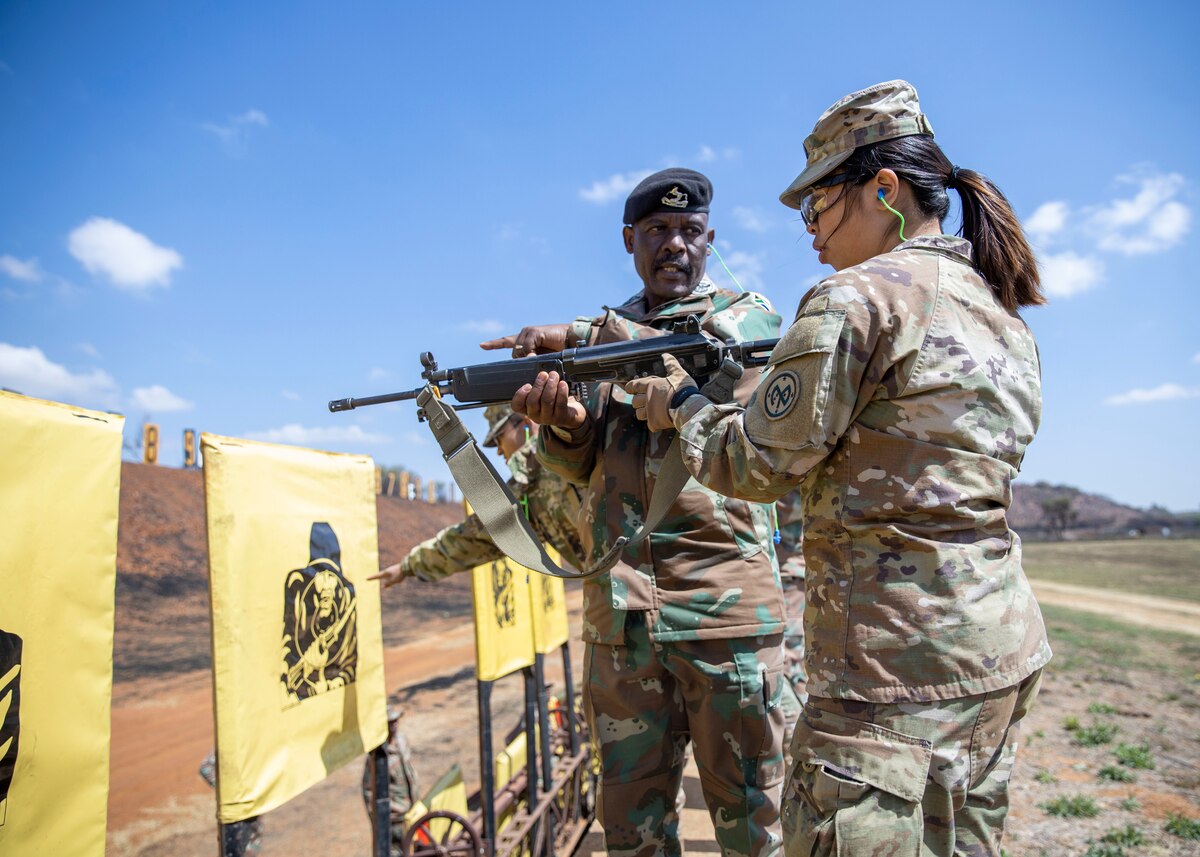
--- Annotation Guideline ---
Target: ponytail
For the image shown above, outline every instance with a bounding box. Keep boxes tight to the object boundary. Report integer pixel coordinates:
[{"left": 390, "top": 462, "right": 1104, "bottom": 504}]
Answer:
[{"left": 839, "top": 138, "right": 1045, "bottom": 311}]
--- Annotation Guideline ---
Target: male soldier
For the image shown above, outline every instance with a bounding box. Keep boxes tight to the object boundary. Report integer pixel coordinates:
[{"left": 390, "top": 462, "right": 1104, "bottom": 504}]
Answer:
[
  {"left": 362, "top": 706, "right": 420, "bottom": 857},
  {"left": 370, "top": 405, "right": 587, "bottom": 586},
  {"left": 493, "top": 168, "right": 787, "bottom": 857}
]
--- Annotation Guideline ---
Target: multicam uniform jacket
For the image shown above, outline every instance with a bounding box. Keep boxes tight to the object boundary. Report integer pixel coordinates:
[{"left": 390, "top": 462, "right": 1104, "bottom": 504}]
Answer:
[
  {"left": 671, "top": 236, "right": 1052, "bottom": 702},
  {"left": 400, "top": 438, "right": 587, "bottom": 578},
  {"left": 540, "top": 283, "right": 786, "bottom": 644},
  {"left": 361, "top": 728, "right": 420, "bottom": 855}
]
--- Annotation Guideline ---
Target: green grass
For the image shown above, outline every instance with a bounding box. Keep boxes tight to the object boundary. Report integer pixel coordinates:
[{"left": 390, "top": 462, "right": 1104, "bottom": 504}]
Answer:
[
  {"left": 1113, "top": 743, "right": 1156, "bottom": 770},
  {"left": 1041, "top": 794, "right": 1101, "bottom": 818},
  {"left": 1082, "top": 845, "right": 1125, "bottom": 857},
  {"left": 1034, "top": 770, "right": 1058, "bottom": 784},
  {"left": 1039, "top": 604, "right": 1199, "bottom": 681},
  {"left": 1098, "top": 765, "right": 1136, "bottom": 783},
  {"left": 1100, "top": 825, "right": 1145, "bottom": 846},
  {"left": 1165, "top": 814, "right": 1200, "bottom": 840},
  {"left": 1088, "top": 702, "right": 1117, "bottom": 715},
  {"left": 1022, "top": 538, "right": 1200, "bottom": 603},
  {"left": 1074, "top": 722, "right": 1119, "bottom": 746}
]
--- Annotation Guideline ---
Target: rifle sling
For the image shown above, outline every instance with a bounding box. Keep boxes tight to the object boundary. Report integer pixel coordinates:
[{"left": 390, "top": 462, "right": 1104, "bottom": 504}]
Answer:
[{"left": 416, "top": 356, "right": 743, "bottom": 580}]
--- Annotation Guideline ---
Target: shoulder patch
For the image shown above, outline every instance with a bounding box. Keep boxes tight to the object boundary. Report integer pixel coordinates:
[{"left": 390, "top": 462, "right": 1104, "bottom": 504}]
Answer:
[
  {"left": 763, "top": 370, "right": 799, "bottom": 420},
  {"left": 749, "top": 291, "right": 774, "bottom": 314}
]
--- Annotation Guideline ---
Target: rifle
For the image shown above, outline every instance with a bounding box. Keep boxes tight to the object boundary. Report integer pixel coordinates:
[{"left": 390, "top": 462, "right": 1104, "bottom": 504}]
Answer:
[
  {"left": 329, "top": 316, "right": 778, "bottom": 414},
  {"left": 329, "top": 316, "right": 780, "bottom": 580}
]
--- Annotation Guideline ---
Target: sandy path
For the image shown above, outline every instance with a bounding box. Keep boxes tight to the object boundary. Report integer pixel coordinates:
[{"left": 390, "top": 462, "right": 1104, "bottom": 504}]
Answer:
[{"left": 1030, "top": 579, "right": 1200, "bottom": 636}]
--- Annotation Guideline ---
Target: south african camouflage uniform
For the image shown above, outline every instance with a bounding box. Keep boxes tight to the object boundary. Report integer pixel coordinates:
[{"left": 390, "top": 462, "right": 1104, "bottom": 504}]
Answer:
[
  {"left": 772, "top": 490, "right": 806, "bottom": 753},
  {"left": 670, "top": 236, "right": 1052, "bottom": 856},
  {"left": 399, "top": 437, "right": 588, "bottom": 578},
  {"left": 542, "top": 284, "right": 788, "bottom": 857}
]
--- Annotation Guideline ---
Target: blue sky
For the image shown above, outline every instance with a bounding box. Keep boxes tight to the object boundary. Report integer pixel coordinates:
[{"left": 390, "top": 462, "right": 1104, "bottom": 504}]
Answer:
[{"left": 2, "top": 1, "right": 1197, "bottom": 511}]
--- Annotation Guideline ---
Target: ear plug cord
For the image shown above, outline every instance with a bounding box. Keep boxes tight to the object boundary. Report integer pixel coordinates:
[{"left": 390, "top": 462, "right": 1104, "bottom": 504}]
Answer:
[{"left": 878, "top": 189, "right": 908, "bottom": 242}]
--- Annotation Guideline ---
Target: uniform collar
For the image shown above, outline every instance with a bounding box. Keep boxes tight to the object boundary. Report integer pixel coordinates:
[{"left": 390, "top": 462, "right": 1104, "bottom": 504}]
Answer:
[
  {"left": 607, "top": 276, "right": 718, "bottom": 323},
  {"left": 892, "top": 234, "right": 973, "bottom": 264}
]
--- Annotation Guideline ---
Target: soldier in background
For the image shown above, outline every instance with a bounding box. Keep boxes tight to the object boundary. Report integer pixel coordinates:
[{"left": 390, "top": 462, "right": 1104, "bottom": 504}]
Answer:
[
  {"left": 362, "top": 706, "right": 420, "bottom": 857},
  {"left": 370, "top": 405, "right": 586, "bottom": 587}
]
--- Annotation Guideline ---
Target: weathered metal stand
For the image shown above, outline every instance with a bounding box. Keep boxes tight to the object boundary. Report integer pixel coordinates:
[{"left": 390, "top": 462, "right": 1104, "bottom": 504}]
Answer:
[
  {"left": 369, "top": 743, "right": 392, "bottom": 857},
  {"left": 217, "top": 819, "right": 255, "bottom": 857}
]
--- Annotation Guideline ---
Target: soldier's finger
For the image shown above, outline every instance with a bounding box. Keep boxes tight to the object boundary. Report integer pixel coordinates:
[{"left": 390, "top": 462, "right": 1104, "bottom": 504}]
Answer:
[
  {"left": 538, "top": 371, "right": 561, "bottom": 413},
  {"left": 480, "top": 335, "right": 518, "bottom": 350},
  {"left": 631, "top": 392, "right": 648, "bottom": 411},
  {"left": 511, "top": 381, "right": 536, "bottom": 415},
  {"left": 634, "top": 404, "right": 648, "bottom": 422}
]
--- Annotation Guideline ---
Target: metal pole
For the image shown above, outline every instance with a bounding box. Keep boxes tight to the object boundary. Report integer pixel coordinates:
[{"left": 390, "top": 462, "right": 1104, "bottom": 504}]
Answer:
[
  {"left": 478, "top": 679, "right": 497, "bottom": 857},
  {"left": 371, "top": 744, "right": 391, "bottom": 857},
  {"left": 523, "top": 667, "right": 547, "bottom": 855},
  {"left": 218, "top": 820, "right": 250, "bottom": 857},
  {"left": 560, "top": 643, "right": 579, "bottom": 755},
  {"left": 534, "top": 654, "right": 554, "bottom": 793}
]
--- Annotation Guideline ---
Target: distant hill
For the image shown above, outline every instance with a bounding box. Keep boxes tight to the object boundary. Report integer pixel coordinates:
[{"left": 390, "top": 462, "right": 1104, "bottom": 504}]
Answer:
[{"left": 1011, "top": 481, "right": 1194, "bottom": 540}]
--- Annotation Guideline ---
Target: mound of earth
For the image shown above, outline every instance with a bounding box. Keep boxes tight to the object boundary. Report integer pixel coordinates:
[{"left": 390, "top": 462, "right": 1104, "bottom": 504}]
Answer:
[{"left": 113, "top": 462, "right": 469, "bottom": 683}]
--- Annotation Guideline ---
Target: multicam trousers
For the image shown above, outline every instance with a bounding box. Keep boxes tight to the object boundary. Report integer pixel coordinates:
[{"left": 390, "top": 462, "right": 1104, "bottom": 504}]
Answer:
[
  {"left": 782, "top": 670, "right": 1043, "bottom": 857},
  {"left": 584, "top": 612, "right": 786, "bottom": 857}
]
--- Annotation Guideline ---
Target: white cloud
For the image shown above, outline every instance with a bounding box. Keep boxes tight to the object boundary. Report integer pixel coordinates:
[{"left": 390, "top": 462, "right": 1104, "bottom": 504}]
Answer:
[
  {"left": 0, "top": 342, "right": 120, "bottom": 408},
  {"left": 281, "top": 390, "right": 301, "bottom": 401},
  {"left": 131, "top": 384, "right": 193, "bottom": 412},
  {"left": 1105, "top": 383, "right": 1200, "bottom": 406},
  {"left": 1088, "top": 171, "right": 1190, "bottom": 256},
  {"left": 579, "top": 170, "right": 653, "bottom": 205},
  {"left": 1192, "top": 352, "right": 1200, "bottom": 365},
  {"left": 245, "top": 424, "right": 391, "bottom": 446},
  {"left": 457, "top": 319, "right": 506, "bottom": 335},
  {"left": 402, "top": 430, "right": 429, "bottom": 447},
  {"left": 202, "top": 108, "right": 270, "bottom": 150},
  {"left": 77, "top": 342, "right": 101, "bottom": 358},
  {"left": 68, "top": 217, "right": 182, "bottom": 291},
  {"left": 696, "top": 145, "right": 717, "bottom": 163},
  {"left": 711, "top": 245, "right": 766, "bottom": 293},
  {"left": 1025, "top": 201, "right": 1068, "bottom": 241},
  {"left": 732, "top": 206, "right": 771, "bottom": 233},
  {"left": 0, "top": 255, "right": 43, "bottom": 282},
  {"left": 368, "top": 367, "right": 391, "bottom": 381},
  {"left": 1039, "top": 251, "right": 1104, "bottom": 298}
]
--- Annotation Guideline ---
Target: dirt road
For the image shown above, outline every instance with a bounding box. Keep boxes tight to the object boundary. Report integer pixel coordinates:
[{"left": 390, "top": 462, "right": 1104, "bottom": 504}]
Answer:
[{"left": 1030, "top": 579, "right": 1200, "bottom": 636}]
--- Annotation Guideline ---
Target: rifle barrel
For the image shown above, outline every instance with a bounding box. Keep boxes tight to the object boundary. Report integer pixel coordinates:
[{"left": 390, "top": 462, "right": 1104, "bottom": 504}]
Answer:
[{"left": 328, "top": 388, "right": 422, "bottom": 412}]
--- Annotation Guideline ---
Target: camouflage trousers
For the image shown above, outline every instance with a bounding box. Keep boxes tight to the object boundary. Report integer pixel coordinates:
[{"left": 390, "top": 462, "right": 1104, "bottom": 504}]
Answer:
[
  {"left": 777, "top": 574, "right": 807, "bottom": 763},
  {"left": 583, "top": 612, "right": 786, "bottom": 857},
  {"left": 782, "top": 669, "right": 1043, "bottom": 857}
]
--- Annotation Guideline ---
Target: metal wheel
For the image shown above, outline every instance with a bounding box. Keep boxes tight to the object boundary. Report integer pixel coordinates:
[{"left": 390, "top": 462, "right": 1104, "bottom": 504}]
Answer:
[{"left": 403, "top": 810, "right": 484, "bottom": 857}]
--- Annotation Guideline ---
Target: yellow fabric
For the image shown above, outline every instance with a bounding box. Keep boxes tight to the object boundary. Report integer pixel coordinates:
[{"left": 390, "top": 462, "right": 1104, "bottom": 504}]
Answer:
[
  {"left": 404, "top": 763, "right": 468, "bottom": 841},
  {"left": 0, "top": 391, "right": 123, "bottom": 857},
  {"left": 471, "top": 556, "right": 535, "bottom": 681},
  {"left": 202, "top": 433, "right": 387, "bottom": 822},
  {"left": 530, "top": 555, "right": 569, "bottom": 655}
]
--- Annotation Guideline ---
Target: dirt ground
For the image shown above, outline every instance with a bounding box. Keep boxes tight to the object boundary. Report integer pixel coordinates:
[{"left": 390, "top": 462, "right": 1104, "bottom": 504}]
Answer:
[{"left": 104, "top": 464, "right": 1200, "bottom": 855}]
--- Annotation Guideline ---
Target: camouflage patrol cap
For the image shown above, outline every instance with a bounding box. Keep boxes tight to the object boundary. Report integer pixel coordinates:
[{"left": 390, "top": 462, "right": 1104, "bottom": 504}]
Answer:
[
  {"left": 387, "top": 705, "right": 403, "bottom": 722},
  {"left": 481, "top": 404, "right": 518, "bottom": 448},
  {"left": 779, "top": 79, "right": 935, "bottom": 210}
]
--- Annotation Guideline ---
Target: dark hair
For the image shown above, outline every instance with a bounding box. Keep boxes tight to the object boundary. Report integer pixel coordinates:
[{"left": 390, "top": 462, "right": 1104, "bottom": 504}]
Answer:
[{"left": 836, "top": 136, "right": 1044, "bottom": 310}]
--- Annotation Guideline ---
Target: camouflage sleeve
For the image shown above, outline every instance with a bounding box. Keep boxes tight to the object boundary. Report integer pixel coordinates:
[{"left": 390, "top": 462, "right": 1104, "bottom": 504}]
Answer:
[
  {"left": 402, "top": 512, "right": 504, "bottom": 582},
  {"left": 535, "top": 408, "right": 600, "bottom": 486},
  {"left": 672, "top": 279, "right": 885, "bottom": 502}
]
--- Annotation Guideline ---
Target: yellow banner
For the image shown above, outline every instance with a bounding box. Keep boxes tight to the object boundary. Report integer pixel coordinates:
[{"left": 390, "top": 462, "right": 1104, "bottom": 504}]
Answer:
[
  {"left": 471, "top": 556, "right": 535, "bottom": 682},
  {"left": 202, "top": 433, "right": 387, "bottom": 822},
  {"left": 530, "top": 550, "right": 569, "bottom": 655},
  {"left": 0, "top": 391, "right": 124, "bottom": 857}
]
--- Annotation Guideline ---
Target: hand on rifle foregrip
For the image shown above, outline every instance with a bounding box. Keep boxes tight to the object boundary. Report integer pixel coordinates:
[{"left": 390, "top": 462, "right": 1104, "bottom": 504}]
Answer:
[
  {"left": 621, "top": 354, "right": 697, "bottom": 431},
  {"left": 513, "top": 370, "right": 588, "bottom": 429}
]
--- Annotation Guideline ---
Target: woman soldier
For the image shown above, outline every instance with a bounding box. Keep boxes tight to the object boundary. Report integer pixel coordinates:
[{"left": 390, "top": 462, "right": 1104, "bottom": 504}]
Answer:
[{"left": 524, "top": 79, "right": 1052, "bottom": 855}]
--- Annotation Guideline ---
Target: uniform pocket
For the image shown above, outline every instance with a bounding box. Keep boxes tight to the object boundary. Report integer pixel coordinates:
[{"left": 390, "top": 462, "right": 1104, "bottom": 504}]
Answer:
[{"left": 784, "top": 707, "right": 930, "bottom": 857}]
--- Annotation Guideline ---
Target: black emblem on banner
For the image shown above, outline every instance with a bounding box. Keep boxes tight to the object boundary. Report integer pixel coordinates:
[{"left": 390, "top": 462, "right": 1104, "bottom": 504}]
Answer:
[
  {"left": 491, "top": 562, "right": 516, "bottom": 628},
  {"left": 281, "top": 523, "right": 358, "bottom": 704},
  {"left": 764, "top": 370, "right": 800, "bottom": 420},
  {"left": 1, "top": 628, "right": 21, "bottom": 827},
  {"left": 541, "top": 577, "right": 556, "bottom": 611}
]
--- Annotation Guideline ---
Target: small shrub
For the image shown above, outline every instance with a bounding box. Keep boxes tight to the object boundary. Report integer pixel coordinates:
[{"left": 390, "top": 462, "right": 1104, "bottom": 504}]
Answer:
[
  {"left": 1098, "top": 765, "right": 1135, "bottom": 783},
  {"left": 1088, "top": 702, "right": 1118, "bottom": 715},
  {"left": 1100, "top": 825, "right": 1145, "bottom": 846},
  {"left": 1074, "top": 723, "right": 1119, "bottom": 746},
  {"left": 1035, "top": 770, "right": 1057, "bottom": 784},
  {"left": 1163, "top": 691, "right": 1180, "bottom": 702},
  {"left": 1041, "top": 794, "right": 1100, "bottom": 818},
  {"left": 1063, "top": 715, "right": 1081, "bottom": 731},
  {"left": 1165, "top": 813, "right": 1200, "bottom": 840},
  {"left": 1082, "top": 845, "right": 1124, "bottom": 857},
  {"left": 1114, "top": 743, "right": 1155, "bottom": 770},
  {"left": 1118, "top": 795, "right": 1140, "bottom": 812}
]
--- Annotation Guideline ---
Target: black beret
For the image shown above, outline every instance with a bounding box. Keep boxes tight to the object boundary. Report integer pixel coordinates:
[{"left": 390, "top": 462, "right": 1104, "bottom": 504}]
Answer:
[{"left": 623, "top": 168, "right": 713, "bottom": 225}]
